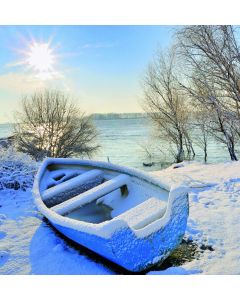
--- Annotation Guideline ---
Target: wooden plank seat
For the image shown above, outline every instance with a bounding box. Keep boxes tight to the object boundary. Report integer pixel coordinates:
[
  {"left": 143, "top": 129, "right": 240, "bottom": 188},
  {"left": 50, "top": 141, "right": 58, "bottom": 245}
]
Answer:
[
  {"left": 115, "top": 197, "right": 167, "bottom": 230},
  {"left": 51, "top": 174, "right": 130, "bottom": 215},
  {"left": 42, "top": 169, "right": 104, "bottom": 207}
]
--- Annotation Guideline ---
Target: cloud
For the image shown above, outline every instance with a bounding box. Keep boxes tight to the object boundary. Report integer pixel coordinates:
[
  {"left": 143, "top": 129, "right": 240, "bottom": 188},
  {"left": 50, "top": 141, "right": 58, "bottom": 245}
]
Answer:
[
  {"left": 0, "top": 72, "right": 46, "bottom": 93},
  {"left": 5, "top": 60, "right": 26, "bottom": 68},
  {"left": 0, "top": 72, "right": 67, "bottom": 94}
]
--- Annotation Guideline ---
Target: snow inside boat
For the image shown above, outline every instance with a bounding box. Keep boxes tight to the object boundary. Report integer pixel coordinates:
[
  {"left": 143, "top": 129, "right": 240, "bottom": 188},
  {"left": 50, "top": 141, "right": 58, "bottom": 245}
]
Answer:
[{"left": 33, "top": 158, "right": 189, "bottom": 272}]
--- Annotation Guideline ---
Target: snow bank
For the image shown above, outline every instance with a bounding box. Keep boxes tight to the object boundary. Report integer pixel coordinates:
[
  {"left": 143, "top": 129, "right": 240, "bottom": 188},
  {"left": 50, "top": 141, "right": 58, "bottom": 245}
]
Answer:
[
  {"left": 152, "top": 160, "right": 240, "bottom": 275},
  {"left": 153, "top": 160, "right": 240, "bottom": 188}
]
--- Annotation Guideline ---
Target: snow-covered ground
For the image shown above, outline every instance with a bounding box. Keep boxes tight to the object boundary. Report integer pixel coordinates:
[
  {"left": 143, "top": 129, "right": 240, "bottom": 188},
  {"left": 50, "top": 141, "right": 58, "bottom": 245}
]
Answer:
[
  {"left": 0, "top": 189, "right": 117, "bottom": 275},
  {"left": 1, "top": 158, "right": 240, "bottom": 274},
  {"left": 152, "top": 161, "right": 240, "bottom": 275}
]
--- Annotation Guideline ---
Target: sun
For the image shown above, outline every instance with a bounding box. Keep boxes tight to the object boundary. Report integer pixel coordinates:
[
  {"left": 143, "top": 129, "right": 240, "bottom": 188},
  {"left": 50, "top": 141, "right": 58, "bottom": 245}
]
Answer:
[
  {"left": 26, "top": 42, "right": 56, "bottom": 80},
  {"left": 27, "top": 43, "right": 54, "bottom": 72}
]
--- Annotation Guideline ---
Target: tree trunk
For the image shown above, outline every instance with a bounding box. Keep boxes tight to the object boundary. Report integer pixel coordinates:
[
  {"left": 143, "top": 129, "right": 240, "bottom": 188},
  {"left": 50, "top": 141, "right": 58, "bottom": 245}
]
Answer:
[
  {"left": 227, "top": 141, "right": 238, "bottom": 161},
  {"left": 189, "top": 141, "right": 195, "bottom": 159},
  {"left": 204, "top": 144, "right": 207, "bottom": 163},
  {"left": 176, "top": 133, "right": 184, "bottom": 163}
]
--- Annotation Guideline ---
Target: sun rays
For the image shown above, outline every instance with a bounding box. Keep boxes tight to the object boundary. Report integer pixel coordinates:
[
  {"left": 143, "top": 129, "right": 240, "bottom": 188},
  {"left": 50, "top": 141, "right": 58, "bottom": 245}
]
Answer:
[{"left": 9, "top": 36, "right": 60, "bottom": 81}]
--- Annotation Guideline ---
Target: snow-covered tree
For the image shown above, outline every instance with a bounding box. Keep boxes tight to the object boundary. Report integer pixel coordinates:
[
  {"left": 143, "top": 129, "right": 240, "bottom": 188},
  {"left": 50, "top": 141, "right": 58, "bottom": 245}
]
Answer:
[
  {"left": 177, "top": 25, "right": 240, "bottom": 160},
  {"left": 142, "top": 48, "right": 194, "bottom": 163}
]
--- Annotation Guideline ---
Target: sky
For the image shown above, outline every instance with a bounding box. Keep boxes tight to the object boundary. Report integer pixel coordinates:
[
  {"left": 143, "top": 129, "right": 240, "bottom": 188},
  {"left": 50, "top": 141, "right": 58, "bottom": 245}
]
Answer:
[{"left": 0, "top": 25, "right": 175, "bottom": 123}]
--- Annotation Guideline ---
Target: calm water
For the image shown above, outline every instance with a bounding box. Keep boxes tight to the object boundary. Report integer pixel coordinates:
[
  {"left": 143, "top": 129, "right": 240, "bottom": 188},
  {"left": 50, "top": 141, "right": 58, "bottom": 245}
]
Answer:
[{"left": 0, "top": 118, "right": 235, "bottom": 171}]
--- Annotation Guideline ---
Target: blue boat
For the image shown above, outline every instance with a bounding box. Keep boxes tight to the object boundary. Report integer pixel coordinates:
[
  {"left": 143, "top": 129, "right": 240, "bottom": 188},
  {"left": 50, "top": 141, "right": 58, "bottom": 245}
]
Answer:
[{"left": 33, "top": 158, "right": 189, "bottom": 272}]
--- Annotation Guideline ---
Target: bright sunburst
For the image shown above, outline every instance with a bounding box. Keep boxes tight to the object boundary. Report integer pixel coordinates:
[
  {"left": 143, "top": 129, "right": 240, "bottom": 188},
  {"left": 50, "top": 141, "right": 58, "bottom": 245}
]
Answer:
[
  {"left": 25, "top": 42, "right": 56, "bottom": 80},
  {"left": 27, "top": 43, "right": 54, "bottom": 72}
]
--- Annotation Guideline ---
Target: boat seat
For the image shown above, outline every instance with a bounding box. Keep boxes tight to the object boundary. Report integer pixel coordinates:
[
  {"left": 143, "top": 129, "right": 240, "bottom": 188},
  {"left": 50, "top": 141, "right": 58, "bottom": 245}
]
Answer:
[
  {"left": 51, "top": 174, "right": 130, "bottom": 215},
  {"left": 42, "top": 169, "right": 104, "bottom": 207},
  {"left": 115, "top": 197, "right": 167, "bottom": 230}
]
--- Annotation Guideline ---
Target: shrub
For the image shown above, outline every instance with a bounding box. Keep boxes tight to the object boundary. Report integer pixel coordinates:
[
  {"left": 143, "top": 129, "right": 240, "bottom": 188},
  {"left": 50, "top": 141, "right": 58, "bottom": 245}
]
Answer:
[
  {"left": 14, "top": 90, "right": 100, "bottom": 160},
  {"left": 0, "top": 147, "right": 37, "bottom": 191}
]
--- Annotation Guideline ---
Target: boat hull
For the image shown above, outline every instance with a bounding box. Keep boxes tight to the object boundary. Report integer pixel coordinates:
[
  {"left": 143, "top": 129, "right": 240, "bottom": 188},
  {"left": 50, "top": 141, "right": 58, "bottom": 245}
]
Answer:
[{"left": 52, "top": 194, "right": 188, "bottom": 272}]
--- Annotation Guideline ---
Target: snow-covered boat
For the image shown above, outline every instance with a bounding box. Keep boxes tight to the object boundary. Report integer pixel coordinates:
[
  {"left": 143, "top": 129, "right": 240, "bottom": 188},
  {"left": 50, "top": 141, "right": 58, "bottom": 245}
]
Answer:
[{"left": 33, "top": 158, "right": 189, "bottom": 272}]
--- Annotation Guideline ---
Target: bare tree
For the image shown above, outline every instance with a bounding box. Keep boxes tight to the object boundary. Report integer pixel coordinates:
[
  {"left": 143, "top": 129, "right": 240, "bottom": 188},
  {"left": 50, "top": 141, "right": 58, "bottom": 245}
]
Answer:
[
  {"left": 176, "top": 25, "right": 240, "bottom": 160},
  {"left": 188, "top": 70, "right": 238, "bottom": 160},
  {"left": 142, "top": 48, "right": 193, "bottom": 163},
  {"left": 14, "top": 90, "right": 100, "bottom": 160},
  {"left": 192, "top": 106, "right": 212, "bottom": 163},
  {"left": 177, "top": 26, "right": 240, "bottom": 110}
]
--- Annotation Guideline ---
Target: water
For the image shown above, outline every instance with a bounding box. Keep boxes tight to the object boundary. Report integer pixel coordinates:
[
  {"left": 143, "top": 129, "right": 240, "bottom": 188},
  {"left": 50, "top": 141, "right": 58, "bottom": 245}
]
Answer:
[
  {"left": 0, "top": 123, "right": 14, "bottom": 139},
  {"left": 0, "top": 118, "right": 235, "bottom": 171},
  {"left": 93, "top": 118, "right": 159, "bottom": 170},
  {"left": 93, "top": 118, "right": 234, "bottom": 170}
]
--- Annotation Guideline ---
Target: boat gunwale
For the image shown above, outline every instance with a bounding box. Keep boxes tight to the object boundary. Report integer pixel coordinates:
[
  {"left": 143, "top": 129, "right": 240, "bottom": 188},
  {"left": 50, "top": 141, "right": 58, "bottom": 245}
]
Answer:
[{"left": 45, "top": 158, "right": 170, "bottom": 191}]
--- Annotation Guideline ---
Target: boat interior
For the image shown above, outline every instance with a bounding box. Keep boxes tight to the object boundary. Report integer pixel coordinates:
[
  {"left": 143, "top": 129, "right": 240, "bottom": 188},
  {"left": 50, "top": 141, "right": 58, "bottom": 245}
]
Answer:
[{"left": 39, "top": 163, "right": 169, "bottom": 227}]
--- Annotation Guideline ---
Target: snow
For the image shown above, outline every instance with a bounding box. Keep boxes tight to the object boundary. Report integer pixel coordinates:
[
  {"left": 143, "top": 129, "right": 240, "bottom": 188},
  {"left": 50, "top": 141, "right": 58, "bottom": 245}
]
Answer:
[
  {"left": 0, "top": 147, "right": 37, "bottom": 190},
  {"left": 33, "top": 158, "right": 176, "bottom": 241},
  {"left": 51, "top": 174, "right": 130, "bottom": 215},
  {"left": 117, "top": 197, "right": 167, "bottom": 230},
  {"left": 0, "top": 189, "right": 115, "bottom": 274},
  {"left": 42, "top": 169, "right": 104, "bottom": 207},
  {"left": 148, "top": 266, "right": 201, "bottom": 275},
  {"left": 1, "top": 154, "right": 240, "bottom": 274},
  {"left": 150, "top": 161, "right": 240, "bottom": 275}
]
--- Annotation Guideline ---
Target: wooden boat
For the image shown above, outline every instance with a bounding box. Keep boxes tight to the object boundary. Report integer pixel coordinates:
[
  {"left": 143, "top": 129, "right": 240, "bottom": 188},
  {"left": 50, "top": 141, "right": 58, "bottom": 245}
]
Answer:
[{"left": 33, "top": 158, "right": 189, "bottom": 272}]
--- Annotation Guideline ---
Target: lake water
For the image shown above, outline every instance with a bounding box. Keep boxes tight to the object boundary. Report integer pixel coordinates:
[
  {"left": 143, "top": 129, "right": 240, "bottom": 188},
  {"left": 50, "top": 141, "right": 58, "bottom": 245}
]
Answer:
[{"left": 0, "top": 118, "right": 234, "bottom": 171}]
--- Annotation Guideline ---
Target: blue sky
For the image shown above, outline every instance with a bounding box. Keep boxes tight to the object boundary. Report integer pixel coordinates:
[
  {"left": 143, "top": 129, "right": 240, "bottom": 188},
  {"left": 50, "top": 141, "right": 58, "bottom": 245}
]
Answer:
[{"left": 0, "top": 25, "right": 175, "bottom": 123}]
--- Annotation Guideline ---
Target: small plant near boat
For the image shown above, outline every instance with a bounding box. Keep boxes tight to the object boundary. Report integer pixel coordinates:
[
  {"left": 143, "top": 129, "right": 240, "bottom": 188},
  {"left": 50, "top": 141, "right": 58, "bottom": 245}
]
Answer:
[{"left": 138, "top": 141, "right": 156, "bottom": 166}]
